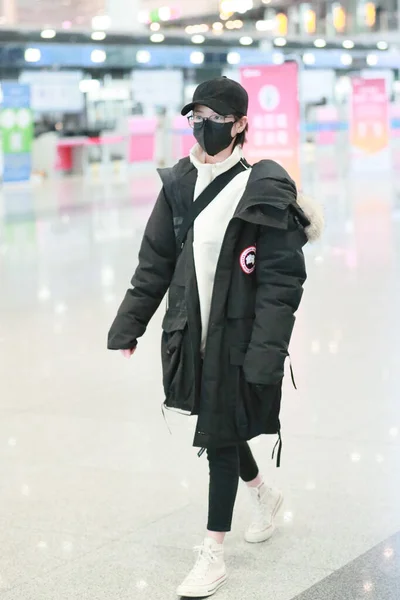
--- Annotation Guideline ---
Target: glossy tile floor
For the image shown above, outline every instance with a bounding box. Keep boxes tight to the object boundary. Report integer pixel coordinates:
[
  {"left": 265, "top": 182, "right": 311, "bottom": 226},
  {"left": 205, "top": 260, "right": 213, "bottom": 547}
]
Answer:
[{"left": 1, "top": 152, "right": 400, "bottom": 599}]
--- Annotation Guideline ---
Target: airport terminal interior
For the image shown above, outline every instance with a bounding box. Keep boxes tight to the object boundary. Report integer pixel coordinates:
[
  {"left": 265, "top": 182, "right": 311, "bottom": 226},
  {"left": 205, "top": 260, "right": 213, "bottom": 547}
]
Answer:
[{"left": 1, "top": 1, "right": 400, "bottom": 599}]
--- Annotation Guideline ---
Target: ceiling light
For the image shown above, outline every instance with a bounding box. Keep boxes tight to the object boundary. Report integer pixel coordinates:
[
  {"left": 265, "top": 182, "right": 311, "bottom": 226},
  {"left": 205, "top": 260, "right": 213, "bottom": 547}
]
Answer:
[
  {"left": 150, "top": 33, "right": 165, "bottom": 43},
  {"left": 377, "top": 41, "right": 388, "bottom": 50},
  {"left": 62, "top": 21, "right": 72, "bottom": 29},
  {"left": 272, "top": 52, "right": 284, "bottom": 65},
  {"left": 234, "top": 20, "right": 243, "bottom": 28},
  {"left": 303, "top": 52, "right": 316, "bottom": 65},
  {"left": 340, "top": 52, "right": 353, "bottom": 66},
  {"left": 150, "top": 22, "right": 160, "bottom": 31},
  {"left": 91, "top": 31, "right": 106, "bottom": 41},
  {"left": 91, "top": 49, "right": 106, "bottom": 63},
  {"left": 227, "top": 51, "right": 241, "bottom": 65},
  {"left": 366, "top": 53, "right": 378, "bottom": 66},
  {"left": 158, "top": 6, "right": 171, "bottom": 21},
  {"left": 92, "top": 15, "right": 111, "bottom": 30},
  {"left": 342, "top": 40, "right": 354, "bottom": 49},
  {"left": 240, "top": 36, "right": 253, "bottom": 46},
  {"left": 24, "top": 48, "right": 41, "bottom": 63},
  {"left": 237, "top": 0, "right": 253, "bottom": 13},
  {"left": 79, "top": 79, "right": 100, "bottom": 93},
  {"left": 187, "top": 24, "right": 209, "bottom": 34},
  {"left": 136, "top": 50, "right": 151, "bottom": 64},
  {"left": 274, "top": 37, "right": 287, "bottom": 47},
  {"left": 192, "top": 35, "right": 205, "bottom": 44},
  {"left": 212, "top": 22, "right": 224, "bottom": 31},
  {"left": 226, "top": 20, "right": 235, "bottom": 29},
  {"left": 190, "top": 51, "right": 205, "bottom": 65},
  {"left": 256, "top": 20, "right": 273, "bottom": 31},
  {"left": 41, "top": 29, "right": 56, "bottom": 39},
  {"left": 314, "top": 38, "right": 326, "bottom": 48}
]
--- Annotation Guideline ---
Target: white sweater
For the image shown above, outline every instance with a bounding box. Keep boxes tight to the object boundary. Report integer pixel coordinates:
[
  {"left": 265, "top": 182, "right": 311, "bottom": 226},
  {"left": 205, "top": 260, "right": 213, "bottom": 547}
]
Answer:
[{"left": 190, "top": 144, "right": 252, "bottom": 353}]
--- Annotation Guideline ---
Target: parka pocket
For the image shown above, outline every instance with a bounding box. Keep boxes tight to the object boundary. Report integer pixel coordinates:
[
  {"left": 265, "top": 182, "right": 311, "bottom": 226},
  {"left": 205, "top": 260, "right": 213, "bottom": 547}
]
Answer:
[
  {"left": 229, "top": 345, "right": 281, "bottom": 439},
  {"left": 161, "top": 310, "right": 193, "bottom": 411}
]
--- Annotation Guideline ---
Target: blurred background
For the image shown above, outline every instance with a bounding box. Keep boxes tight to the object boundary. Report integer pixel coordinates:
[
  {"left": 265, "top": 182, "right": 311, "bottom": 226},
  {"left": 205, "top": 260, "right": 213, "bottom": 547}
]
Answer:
[{"left": 0, "top": 0, "right": 399, "bottom": 181}]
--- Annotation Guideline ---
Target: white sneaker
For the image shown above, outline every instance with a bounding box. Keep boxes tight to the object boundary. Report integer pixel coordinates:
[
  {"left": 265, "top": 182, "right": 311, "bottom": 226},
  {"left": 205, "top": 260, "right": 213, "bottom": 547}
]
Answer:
[
  {"left": 244, "top": 483, "right": 284, "bottom": 544},
  {"left": 176, "top": 537, "right": 227, "bottom": 598}
]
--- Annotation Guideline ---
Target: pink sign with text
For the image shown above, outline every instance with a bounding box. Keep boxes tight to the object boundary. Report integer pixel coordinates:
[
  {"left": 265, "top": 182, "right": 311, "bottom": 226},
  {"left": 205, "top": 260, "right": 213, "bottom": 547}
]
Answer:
[
  {"left": 351, "top": 78, "right": 389, "bottom": 155},
  {"left": 241, "top": 62, "right": 300, "bottom": 185}
]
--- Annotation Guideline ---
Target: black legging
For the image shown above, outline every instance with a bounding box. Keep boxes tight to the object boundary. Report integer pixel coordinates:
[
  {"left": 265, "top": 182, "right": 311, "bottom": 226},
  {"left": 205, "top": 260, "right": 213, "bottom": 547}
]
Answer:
[{"left": 207, "top": 443, "right": 259, "bottom": 532}]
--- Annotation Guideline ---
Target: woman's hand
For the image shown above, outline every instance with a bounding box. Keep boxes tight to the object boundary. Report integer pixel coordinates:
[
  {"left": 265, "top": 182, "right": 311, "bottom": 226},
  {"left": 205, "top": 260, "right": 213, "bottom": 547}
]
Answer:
[{"left": 120, "top": 348, "right": 136, "bottom": 359}]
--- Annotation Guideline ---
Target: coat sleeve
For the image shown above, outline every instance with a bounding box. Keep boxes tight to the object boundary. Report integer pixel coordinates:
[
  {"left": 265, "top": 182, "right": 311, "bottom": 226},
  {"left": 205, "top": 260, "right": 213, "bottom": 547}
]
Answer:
[
  {"left": 107, "top": 188, "right": 176, "bottom": 350},
  {"left": 243, "top": 211, "right": 307, "bottom": 385}
]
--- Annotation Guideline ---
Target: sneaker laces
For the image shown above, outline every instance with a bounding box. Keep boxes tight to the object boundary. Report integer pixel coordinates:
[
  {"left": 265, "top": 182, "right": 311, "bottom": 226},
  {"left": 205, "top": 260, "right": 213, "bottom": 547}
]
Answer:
[
  {"left": 249, "top": 485, "right": 273, "bottom": 527},
  {"left": 187, "top": 544, "right": 219, "bottom": 582}
]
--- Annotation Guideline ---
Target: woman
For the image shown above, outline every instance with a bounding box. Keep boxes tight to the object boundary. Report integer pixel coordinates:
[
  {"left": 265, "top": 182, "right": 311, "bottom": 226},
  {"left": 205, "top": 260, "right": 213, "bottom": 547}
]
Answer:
[{"left": 108, "top": 77, "right": 322, "bottom": 598}]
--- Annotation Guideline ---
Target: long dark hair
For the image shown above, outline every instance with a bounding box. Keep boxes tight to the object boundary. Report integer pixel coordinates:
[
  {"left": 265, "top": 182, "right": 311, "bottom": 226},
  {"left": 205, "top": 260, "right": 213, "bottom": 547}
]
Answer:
[{"left": 233, "top": 113, "right": 249, "bottom": 149}]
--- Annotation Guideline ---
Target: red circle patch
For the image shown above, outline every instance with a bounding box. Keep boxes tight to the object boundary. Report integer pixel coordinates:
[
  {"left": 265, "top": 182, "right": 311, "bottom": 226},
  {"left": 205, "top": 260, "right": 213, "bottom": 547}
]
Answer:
[{"left": 240, "top": 246, "right": 256, "bottom": 274}]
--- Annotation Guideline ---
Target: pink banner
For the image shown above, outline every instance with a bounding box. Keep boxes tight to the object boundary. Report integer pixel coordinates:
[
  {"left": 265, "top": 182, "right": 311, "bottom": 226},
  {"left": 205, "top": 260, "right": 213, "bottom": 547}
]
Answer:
[
  {"left": 350, "top": 78, "right": 389, "bottom": 155},
  {"left": 241, "top": 63, "right": 300, "bottom": 185}
]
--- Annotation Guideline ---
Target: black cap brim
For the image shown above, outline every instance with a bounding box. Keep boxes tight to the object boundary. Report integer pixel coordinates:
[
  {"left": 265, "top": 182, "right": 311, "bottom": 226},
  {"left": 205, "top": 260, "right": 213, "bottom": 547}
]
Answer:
[{"left": 181, "top": 98, "right": 234, "bottom": 116}]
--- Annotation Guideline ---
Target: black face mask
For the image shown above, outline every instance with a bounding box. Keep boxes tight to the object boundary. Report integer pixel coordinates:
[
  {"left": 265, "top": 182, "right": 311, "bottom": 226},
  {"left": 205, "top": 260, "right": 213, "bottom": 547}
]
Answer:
[{"left": 193, "top": 120, "right": 235, "bottom": 157}]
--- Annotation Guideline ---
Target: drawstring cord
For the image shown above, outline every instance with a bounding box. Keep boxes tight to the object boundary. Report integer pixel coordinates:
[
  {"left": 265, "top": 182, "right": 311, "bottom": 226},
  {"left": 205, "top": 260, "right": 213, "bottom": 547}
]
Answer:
[
  {"left": 161, "top": 404, "right": 172, "bottom": 435},
  {"left": 289, "top": 354, "right": 297, "bottom": 390},
  {"left": 272, "top": 431, "right": 283, "bottom": 468},
  {"left": 161, "top": 404, "right": 206, "bottom": 457}
]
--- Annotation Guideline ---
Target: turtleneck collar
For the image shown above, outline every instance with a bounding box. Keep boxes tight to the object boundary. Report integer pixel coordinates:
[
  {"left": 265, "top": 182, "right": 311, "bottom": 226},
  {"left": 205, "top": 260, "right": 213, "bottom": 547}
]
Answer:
[{"left": 189, "top": 143, "right": 244, "bottom": 176}]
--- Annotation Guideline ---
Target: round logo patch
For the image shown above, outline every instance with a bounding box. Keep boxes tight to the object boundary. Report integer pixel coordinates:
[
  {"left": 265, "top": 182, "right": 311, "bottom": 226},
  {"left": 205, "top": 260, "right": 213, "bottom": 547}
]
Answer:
[{"left": 240, "top": 246, "right": 256, "bottom": 274}]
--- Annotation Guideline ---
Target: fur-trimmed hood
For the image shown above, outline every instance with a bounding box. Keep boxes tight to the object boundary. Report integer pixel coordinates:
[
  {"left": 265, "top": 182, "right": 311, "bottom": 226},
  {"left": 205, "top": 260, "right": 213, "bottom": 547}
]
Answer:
[
  {"left": 231, "top": 159, "right": 324, "bottom": 244},
  {"left": 297, "top": 192, "right": 324, "bottom": 243},
  {"left": 159, "top": 154, "right": 324, "bottom": 244}
]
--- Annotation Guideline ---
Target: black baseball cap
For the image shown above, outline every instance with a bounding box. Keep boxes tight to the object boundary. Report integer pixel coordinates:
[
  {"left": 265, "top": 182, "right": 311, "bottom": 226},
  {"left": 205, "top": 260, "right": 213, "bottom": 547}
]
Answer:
[{"left": 181, "top": 77, "right": 249, "bottom": 117}]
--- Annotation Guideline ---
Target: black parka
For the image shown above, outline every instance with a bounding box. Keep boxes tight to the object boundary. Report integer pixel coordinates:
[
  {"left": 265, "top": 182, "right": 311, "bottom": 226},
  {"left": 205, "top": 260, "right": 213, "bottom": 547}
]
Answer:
[{"left": 108, "top": 157, "right": 309, "bottom": 449}]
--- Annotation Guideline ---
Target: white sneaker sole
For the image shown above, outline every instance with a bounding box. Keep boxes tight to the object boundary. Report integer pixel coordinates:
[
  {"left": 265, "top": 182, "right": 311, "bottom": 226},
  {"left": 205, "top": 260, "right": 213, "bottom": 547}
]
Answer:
[
  {"left": 244, "top": 492, "right": 284, "bottom": 544},
  {"left": 177, "top": 573, "right": 227, "bottom": 597}
]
